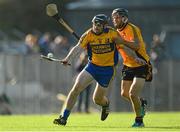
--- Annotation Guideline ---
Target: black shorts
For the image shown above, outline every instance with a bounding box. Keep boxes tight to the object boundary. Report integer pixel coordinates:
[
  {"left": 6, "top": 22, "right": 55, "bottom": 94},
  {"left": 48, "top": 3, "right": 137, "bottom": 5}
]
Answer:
[{"left": 121, "top": 65, "right": 148, "bottom": 81}]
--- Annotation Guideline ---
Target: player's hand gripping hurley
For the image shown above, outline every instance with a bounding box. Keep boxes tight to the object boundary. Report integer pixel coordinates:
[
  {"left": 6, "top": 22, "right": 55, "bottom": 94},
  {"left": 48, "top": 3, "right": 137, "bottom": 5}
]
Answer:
[{"left": 40, "top": 55, "right": 71, "bottom": 65}]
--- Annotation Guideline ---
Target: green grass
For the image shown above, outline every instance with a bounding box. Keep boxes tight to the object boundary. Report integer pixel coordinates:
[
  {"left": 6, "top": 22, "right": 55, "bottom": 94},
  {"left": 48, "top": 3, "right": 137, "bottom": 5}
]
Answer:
[{"left": 0, "top": 112, "right": 180, "bottom": 131}]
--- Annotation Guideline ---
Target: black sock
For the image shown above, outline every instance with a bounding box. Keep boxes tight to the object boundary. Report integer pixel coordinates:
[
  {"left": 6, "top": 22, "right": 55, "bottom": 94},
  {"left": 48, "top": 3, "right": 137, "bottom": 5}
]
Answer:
[{"left": 135, "top": 116, "right": 143, "bottom": 123}]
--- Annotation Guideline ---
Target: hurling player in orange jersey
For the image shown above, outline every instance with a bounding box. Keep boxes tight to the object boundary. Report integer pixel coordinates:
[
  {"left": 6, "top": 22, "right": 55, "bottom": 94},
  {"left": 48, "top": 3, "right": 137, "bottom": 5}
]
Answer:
[{"left": 112, "top": 8, "right": 152, "bottom": 127}]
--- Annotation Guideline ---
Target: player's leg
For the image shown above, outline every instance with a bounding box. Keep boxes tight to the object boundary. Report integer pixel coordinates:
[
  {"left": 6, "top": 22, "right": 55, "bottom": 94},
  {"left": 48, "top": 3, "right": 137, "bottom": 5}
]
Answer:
[
  {"left": 121, "top": 80, "right": 132, "bottom": 101},
  {"left": 140, "top": 97, "right": 147, "bottom": 117},
  {"left": 93, "top": 83, "right": 109, "bottom": 121},
  {"left": 85, "top": 63, "right": 114, "bottom": 120},
  {"left": 54, "top": 69, "right": 93, "bottom": 125},
  {"left": 64, "top": 70, "right": 93, "bottom": 110},
  {"left": 120, "top": 65, "right": 134, "bottom": 101},
  {"left": 93, "top": 83, "right": 109, "bottom": 106},
  {"left": 129, "top": 77, "right": 145, "bottom": 127}
]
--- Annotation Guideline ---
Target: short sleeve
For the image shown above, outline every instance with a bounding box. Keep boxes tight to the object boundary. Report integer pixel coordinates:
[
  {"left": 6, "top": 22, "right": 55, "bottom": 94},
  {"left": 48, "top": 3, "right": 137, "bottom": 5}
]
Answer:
[{"left": 79, "top": 31, "right": 89, "bottom": 49}]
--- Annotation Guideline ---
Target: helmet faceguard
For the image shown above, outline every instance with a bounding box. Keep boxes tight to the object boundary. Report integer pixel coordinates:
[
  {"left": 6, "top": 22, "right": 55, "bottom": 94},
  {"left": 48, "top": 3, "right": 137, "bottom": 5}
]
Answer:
[
  {"left": 92, "top": 14, "right": 109, "bottom": 34},
  {"left": 112, "top": 8, "right": 129, "bottom": 30}
]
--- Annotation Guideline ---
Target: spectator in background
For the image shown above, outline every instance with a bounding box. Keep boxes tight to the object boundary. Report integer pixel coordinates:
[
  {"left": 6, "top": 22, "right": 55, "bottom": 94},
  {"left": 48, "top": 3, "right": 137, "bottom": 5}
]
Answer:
[
  {"left": 50, "top": 35, "right": 71, "bottom": 56},
  {"left": 75, "top": 52, "right": 91, "bottom": 113},
  {"left": 0, "top": 94, "right": 12, "bottom": 115},
  {"left": 150, "top": 32, "right": 166, "bottom": 74},
  {"left": 38, "top": 32, "right": 52, "bottom": 55},
  {"left": 24, "top": 34, "right": 39, "bottom": 54}
]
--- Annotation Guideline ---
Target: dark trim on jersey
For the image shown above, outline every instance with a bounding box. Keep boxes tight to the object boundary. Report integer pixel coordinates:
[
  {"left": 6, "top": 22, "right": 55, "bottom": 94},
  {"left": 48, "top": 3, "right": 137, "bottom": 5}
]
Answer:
[
  {"left": 118, "top": 22, "right": 128, "bottom": 31},
  {"left": 87, "top": 42, "right": 118, "bottom": 66},
  {"left": 87, "top": 43, "right": 92, "bottom": 61},
  {"left": 114, "top": 45, "right": 119, "bottom": 66},
  {"left": 90, "top": 43, "right": 115, "bottom": 54}
]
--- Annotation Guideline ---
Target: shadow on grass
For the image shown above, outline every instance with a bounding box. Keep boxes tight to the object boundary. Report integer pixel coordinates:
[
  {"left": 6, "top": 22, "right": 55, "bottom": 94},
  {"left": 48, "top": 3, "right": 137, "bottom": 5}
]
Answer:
[
  {"left": 52, "top": 125, "right": 127, "bottom": 132},
  {"left": 66, "top": 125, "right": 125, "bottom": 129},
  {"left": 145, "top": 126, "right": 180, "bottom": 130},
  {"left": 65, "top": 125, "right": 180, "bottom": 130}
]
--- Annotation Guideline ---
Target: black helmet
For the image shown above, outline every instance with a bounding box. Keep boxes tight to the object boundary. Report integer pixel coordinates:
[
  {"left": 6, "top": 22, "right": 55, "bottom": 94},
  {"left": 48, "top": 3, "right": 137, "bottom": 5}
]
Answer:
[
  {"left": 92, "top": 14, "right": 109, "bottom": 25},
  {"left": 112, "top": 8, "right": 128, "bottom": 17}
]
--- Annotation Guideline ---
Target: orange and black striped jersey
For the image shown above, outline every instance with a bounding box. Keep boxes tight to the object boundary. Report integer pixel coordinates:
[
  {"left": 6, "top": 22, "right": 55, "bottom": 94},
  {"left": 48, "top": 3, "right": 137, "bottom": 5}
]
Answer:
[
  {"left": 79, "top": 27, "right": 119, "bottom": 67},
  {"left": 117, "top": 23, "right": 150, "bottom": 67}
]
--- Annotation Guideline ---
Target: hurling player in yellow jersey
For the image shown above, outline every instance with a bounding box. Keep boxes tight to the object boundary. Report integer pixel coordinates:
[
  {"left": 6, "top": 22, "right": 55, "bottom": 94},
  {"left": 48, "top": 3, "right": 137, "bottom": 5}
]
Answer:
[
  {"left": 53, "top": 14, "right": 132, "bottom": 126},
  {"left": 112, "top": 8, "right": 151, "bottom": 127}
]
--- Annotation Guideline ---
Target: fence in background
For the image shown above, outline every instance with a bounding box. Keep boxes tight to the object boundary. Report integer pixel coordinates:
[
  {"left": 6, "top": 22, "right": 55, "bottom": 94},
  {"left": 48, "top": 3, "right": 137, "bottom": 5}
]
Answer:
[{"left": 0, "top": 54, "right": 180, "bottom": 114}]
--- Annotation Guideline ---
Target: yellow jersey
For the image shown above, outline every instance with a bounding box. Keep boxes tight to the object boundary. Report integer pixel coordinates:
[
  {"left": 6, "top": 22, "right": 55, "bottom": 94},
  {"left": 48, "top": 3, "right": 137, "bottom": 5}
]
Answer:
[
  {"left": 80, "top": 27, "right": 119, "bottom": 67},
  {"left": 117, "top": 23, "right": 150, "bottom": 67}
]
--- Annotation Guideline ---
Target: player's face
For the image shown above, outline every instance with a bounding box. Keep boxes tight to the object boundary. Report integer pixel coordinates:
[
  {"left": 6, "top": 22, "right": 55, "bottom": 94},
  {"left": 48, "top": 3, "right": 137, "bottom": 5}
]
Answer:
[
  {"left": 92, "top": 22, "right": 104, "bottom": 34},
  {"left": 112, "top": 13, "right": 123, "bottom": 29}
]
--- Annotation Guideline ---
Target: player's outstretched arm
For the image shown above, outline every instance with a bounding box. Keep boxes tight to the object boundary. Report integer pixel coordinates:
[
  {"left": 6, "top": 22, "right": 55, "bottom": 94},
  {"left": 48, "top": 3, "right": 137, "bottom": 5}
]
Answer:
[
  {"left": 60, "top": 43, "right": 82, "bottom": 65},
  {"left": 115, "top": 36, "right": 140, "bottom": 51},
  {"left": 115, "top": 36, "right": 146, "bottom": 65}
]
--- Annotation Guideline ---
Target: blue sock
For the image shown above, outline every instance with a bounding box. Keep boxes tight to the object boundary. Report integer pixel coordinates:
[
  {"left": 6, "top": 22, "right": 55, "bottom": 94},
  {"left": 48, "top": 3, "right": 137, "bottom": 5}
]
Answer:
[{"left": 62, "top": 109, "right": 70, "bottom": 120}]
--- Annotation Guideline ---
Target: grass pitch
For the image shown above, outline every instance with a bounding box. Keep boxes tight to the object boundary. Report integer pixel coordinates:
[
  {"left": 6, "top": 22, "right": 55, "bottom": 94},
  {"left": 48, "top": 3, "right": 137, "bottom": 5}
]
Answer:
[{"left": 0, "top": 112, "right": 180, "bottom": 131}]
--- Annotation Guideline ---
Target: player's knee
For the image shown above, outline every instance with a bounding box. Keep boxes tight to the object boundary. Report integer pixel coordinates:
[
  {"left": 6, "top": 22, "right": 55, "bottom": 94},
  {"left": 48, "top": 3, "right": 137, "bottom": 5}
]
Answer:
[
  {"left": 121, "top": 90, "right": 128, "bottom": 98},
  {"left": 93, "top": 96, "right": 102, "bottom": 105},
  {"left": 69, "top": 89, "right": 79, "bottom": 98},
  {"left": 70, "top": 84, "right": 82, "bottom": 96},
  {"left": 129, "top": 92, "right": 137, "bottom": 100}
]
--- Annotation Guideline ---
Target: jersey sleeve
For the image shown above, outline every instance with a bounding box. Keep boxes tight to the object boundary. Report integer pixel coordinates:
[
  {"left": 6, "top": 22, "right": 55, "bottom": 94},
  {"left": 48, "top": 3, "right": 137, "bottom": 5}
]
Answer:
[
  {"left": 112, "top": 29, "right": 124, "bottom": 48},
  {"left": 135, "top": 27, "right": 144, "bottom": 42},
  {"left": 79, "top": 31, "right": 89, "bottom": 49}
]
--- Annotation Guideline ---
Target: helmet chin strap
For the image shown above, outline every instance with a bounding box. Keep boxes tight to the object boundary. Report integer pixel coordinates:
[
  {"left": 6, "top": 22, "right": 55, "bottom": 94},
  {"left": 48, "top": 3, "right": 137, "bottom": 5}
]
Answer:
[
  {"left": 117, "top": 17, "right": 128, "bottom": 31},
  {"left": 92, "top": 29, "right": 103, "bottom": 35}
]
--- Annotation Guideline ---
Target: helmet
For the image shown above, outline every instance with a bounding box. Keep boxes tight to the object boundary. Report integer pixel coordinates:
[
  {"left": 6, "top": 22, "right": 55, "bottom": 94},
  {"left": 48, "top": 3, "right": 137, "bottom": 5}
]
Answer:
[
  {"left": 92, "top": 14, "right": 109, "bottom": 25},
  {"left": 112, "top": 8, "right": 128, "bottom": 17}
]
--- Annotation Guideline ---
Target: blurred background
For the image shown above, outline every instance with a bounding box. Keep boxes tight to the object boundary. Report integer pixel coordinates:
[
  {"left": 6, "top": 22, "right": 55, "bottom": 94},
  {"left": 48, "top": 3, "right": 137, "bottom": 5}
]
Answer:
[{"left": 0, "top": 0, "right": 180, "bottom": 115}]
